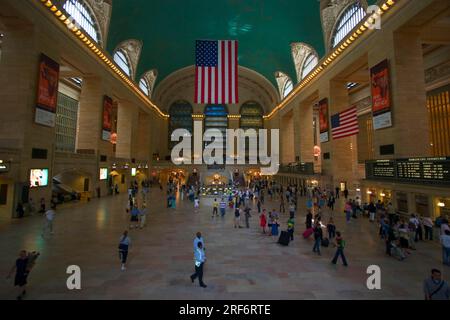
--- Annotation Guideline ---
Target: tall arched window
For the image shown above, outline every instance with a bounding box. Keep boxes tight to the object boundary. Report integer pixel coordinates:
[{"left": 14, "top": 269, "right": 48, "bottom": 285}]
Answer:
[
  {"left": 240, "top": 102, "right": 264, "bottom": 158},
  {"left": 240, "top": 102, "right": 263, "bottom": 131},
  {"left": 301, "top": 53, "right": 319, "bottom": 80},
  {"left": 204, "top": 105, "right": 228, "bottom": 165},
  {"left": 283, "top": 79, "right": 294, "bottom": 98},
  {"left": 113, "top": 50, "right": 131, "bottom": 77},
  {"left": 169, "top": 101, "right": 193, "bottom": 150},
  {"left": 63, "top": 0, "right": 101, "bottom": 44},
  {"left": 139, "top": 78, "right": 150, "bottom": 96},
  {"left": 331, "top": 1, "right": 366, "bottom": 49}
]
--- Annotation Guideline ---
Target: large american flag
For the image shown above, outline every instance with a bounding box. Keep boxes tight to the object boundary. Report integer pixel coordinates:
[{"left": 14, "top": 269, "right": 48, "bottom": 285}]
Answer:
[
  {"left": 195, "top": 40, "right": 238, "bottom": 104},
  {"left": 331, "top": 106, "right": 359, "bottom": 140}
]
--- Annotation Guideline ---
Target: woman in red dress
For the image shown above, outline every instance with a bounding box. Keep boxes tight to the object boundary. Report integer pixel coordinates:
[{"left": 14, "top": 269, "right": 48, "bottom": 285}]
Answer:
[{"left": 260, "top": 209, "right": 267, "bottom": 234}]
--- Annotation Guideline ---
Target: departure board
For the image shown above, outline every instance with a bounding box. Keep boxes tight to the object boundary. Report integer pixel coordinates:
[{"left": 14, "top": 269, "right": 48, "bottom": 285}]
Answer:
[{"left": 366, "top": 158, "right": 450, "bottom": 185}]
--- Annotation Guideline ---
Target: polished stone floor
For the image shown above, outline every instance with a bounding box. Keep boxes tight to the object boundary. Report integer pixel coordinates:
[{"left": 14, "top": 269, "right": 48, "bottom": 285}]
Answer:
[{"left": 0, "top": 188, "right": 447, "bottom": 300}]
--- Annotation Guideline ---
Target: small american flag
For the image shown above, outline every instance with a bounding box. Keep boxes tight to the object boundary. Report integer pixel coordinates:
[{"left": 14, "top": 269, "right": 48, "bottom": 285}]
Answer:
[
  {"left": 331, "top": 106, "right": 359, "bottom": 140},
  {"left": 195, "top": 40, "right": 238, "bottom": 104}
]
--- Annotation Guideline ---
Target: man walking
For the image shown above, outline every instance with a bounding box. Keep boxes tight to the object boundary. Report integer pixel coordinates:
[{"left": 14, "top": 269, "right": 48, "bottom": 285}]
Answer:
[
  {"left": 331, "top": 232, "right": 348, "bottom": 266},
  {"left": 212, "top": 198, "right": 219, "bottom": 218},
  {"left": 193, "top": 232, "right": 205, "bottom": 253},
  {"left": 423, "top": 269, "right": 449, "bottom": 300},
  {"left": 41, "top": 206, "right": 55, "bottom": 237},
  {"left": 312, "top": 222, "right": 323, "bottom": 255},
  {"left": 190, "top": 242, "right": 207, "bottom": 288},
  {"left": 219, "top": 198, "right": 227, "bottom": 217},
  {"left": 244, "top": 205, "right": 252, "bottom": 229}
]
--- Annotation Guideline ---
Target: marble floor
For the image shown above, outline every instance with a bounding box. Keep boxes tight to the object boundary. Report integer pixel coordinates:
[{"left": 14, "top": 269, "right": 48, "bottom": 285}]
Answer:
[{"left": 0, "top": 188, "right": 447, "bottom": 300}]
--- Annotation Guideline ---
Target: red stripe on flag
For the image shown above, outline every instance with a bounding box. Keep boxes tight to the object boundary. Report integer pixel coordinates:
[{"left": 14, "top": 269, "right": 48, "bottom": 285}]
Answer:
[
  {"left": 201, "top": 67, "right": 205, "bottom": 104},
  {"left": 210, "top": 67, "right": 214, "bottom": 104},
  {"left": 194, "top": 67, "right": 199, "bottom": 104},
  {"left": 221, "top": 41, "right": 225, "bottom": 104},
  {"left": 215, "top": 65, "right": 219, "bottom": 104}
]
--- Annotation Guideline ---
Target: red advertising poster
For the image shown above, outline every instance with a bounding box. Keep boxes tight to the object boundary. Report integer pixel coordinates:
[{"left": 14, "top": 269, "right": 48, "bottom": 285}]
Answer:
[
  {"left": 102, "top": 96, "right": 113, "bottom": 141},
  {"left": 319, "top": 98, "right": 330, "bottom": 142},
  {"left": 37, "top": 54, "right": 59, "bottom": 113},
  {"left": 371, "top": 59, "right": 391, "bottom": 114},
  {"left": 371, "top": 59, "right": 392, "bottom": 129}
]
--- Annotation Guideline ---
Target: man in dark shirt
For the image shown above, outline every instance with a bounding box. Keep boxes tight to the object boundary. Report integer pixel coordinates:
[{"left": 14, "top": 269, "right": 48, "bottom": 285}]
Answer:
[{"left": 312, "top": 222, "right": 323, "bottom": 256}]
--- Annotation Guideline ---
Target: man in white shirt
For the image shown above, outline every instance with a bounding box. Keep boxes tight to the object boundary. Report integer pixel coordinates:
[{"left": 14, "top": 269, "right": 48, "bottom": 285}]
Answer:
[
  {"left": 190, "top": 242, "right": 207, "bottom": 288},
  {"left": 41, "top": 208, "right": 55, "bottom": 237}
]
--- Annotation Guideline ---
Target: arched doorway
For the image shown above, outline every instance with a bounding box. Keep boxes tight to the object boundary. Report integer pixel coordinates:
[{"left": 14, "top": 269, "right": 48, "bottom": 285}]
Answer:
[
  {"left": 204, "top": 105, "right": 228, "bottom": 168},
  {"left": 169, "top": 100, "right": 193, "bottom": 150}
]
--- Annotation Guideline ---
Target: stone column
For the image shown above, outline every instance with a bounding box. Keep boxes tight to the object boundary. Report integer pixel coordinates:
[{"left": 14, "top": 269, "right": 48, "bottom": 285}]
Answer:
[
  {"left": 297, "top": 100, "right": 315, "bottom": 163},
  {"left": 136, "top": 112, "right": 151, "bottom": 161},
  {"left": 116, "top": 102, "right": 139, "bottom": 160},
  {"left": 280, "top": 110, "right": 295, "bottom": 164},
  {"left": 368, "top": 30, "right": 430, "bottom": 158},
  {"left": 328, "top": 80, "right": 358, "bottom": 190},
  {"left": 0, "top": 12, "right": 60, "bottom": 215},
  {"left": 77, "top": 76, "right": 104, "bottom": 152}
]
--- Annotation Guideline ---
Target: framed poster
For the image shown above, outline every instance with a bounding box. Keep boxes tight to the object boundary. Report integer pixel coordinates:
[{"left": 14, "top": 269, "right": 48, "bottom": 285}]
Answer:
[
  {"left": 29, "top": 168, "right": 49, "bottom": 188},
  {"left": 99, "top": 168, "right": 108, "bottom": 181},
  {"left": 319, "top": 98, "right": 330, "bottom": 143},
  {"left": 102, "top": 96, "right": 113, "bottom": 141},
  {"left": 35, "top": 54, "right": 59, "bottom": 127},
  {"left": 371, "top": 59, "right": 392, "bottom": 130}
]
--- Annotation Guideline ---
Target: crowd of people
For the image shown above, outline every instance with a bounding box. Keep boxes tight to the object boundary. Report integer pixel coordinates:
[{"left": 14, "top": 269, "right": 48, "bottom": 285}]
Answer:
[{"left": 6, "top": 176, "right": 450, "bottom": 300}]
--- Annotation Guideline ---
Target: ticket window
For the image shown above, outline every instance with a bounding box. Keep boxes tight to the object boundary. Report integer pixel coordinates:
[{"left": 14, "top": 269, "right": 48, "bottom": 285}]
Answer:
[
  {"left": 366, "top": 190, "right": 376, "bottom": 203},
  {"left": 415, "top": 194, "right": 430, "bottom": 217},
  {"left": 380, "top": 190, "right": 392, "bottom": 205},
  {"left": 436, "top": 198, "right": 450, "bottom": 219},
  {"left": 396, "top": 192, "right": 409, "bottom": 214}
]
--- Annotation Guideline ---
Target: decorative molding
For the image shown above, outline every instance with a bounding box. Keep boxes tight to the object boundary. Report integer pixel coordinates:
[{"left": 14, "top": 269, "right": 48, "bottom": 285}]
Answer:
[
  {"left": 425, "top": 61, "right": 450, "bottom": 85},
  {"left": 291, "top": 42, "right": 319, "bottom": 83},
  {"left": 274, "top": 71, "right": 291, "bottom": 99},
  {"left": 84, "top": 0, "right": 112, "bottom": 46},
  {"left": 321, "top": 0, "right": 368, "bottom": 53},
  {"left": 140, "top": 69, "right": 158, "bottom": 98},
  {"left": 114, "top": 39, "right": 143, "bottom": 80}
]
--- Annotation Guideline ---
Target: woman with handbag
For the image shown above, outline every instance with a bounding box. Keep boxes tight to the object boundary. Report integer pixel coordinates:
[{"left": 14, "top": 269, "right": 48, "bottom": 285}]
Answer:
[{"left": 118, "top": 231, "right": 131, "bottom": 271}]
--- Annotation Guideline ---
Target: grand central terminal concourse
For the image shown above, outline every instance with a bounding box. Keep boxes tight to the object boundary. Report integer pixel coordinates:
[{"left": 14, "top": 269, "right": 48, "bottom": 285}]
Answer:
[{"left": 0, "top": 0, "right": 450, "bottom": 302}]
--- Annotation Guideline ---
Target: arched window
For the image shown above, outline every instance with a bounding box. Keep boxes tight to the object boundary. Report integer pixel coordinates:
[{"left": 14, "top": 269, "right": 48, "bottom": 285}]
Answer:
[
  {"left": 240, "top": 102, "right": 263, "bottom": 130},
  {"left": 63, "top": 0, "right": 101, "bottom": 43},
  {"left": 113, "top": 50, "right": 131, "bottom": 77},
  {"left": 240, "top": 102, "right": 264, "bottom": 158},
  {"left": 169, "top": 101, "right": 193, "bottom": 150},
  {"left": 139, "top": 78, "right": 150, "bottom": 96},
  {"left": 301, "top": 53, "right": 319, "bottom": 80},
  {"left": 204, "top": 105, "right": 228, "bottom": 166},
  {"left": 331, "top": 1, "right": 366, "bottom": 49},
  {"left": 283, "top": 79, "right": 294, "bottom": 98}
]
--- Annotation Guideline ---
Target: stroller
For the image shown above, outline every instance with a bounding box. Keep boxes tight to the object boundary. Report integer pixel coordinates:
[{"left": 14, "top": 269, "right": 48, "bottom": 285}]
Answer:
[{"left": 389, "top": 241, "right": 406, "bottom": 261}]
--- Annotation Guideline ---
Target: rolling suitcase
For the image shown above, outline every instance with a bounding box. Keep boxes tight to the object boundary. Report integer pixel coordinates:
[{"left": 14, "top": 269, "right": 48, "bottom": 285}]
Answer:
[
  {"left": 321, "top": 238, "right": 330, "bottom": 247},
  {"left": 303, "top": 228, "right": 314, "bottom": 239},
  {"left": 278, "top": 231, "right": 290, "bottom": 246}
]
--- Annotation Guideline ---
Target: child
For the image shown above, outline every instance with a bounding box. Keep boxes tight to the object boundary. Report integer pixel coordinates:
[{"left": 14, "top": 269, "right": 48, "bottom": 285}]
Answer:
[
  {"left": 270, "top": 219, "right": 280, "bottom": 237},
  {"left": 260, "top": 210, "right": 267, "bottom": 234},
  {"left": 194, "top": 197, "right": 200, "bottom": 213},
  {"left": 287, "top": 217, "right": 295, "bottom": 241}
]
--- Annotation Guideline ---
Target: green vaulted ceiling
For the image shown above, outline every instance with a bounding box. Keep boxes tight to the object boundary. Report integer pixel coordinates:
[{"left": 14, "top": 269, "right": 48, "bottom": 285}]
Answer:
[{"left": 107, "top": 0, "right": 326, "bottom": 88}]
